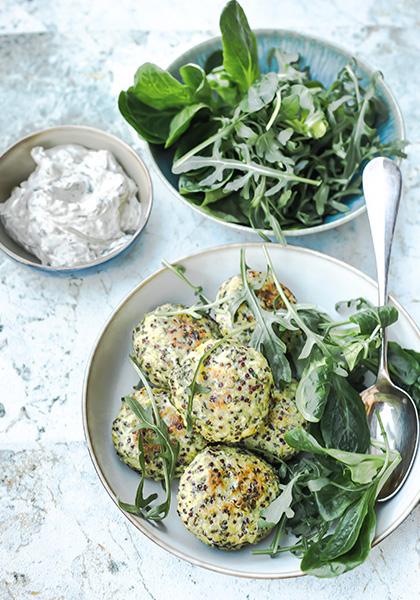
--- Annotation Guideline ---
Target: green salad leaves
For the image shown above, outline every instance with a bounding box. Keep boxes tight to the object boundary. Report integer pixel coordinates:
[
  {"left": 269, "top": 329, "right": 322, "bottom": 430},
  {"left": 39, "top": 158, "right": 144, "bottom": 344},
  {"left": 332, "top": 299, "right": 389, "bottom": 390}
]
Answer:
[
  {"left": 257, "top": 423, "right": 400, "bottom": 578},
  {"left": 119, "top": 0, "right": 406, "bottom": 237}
]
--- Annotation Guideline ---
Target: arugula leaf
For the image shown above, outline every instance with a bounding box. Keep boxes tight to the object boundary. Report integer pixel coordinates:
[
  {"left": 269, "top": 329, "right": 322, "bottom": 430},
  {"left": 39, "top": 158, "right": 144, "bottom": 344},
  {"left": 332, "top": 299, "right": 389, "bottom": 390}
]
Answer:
[
  {"left": 161, "top": 259, "right": 210, "bottom": 304},
  {"left": 173, "top": 154, "right": 321, "bottom": 186},
  {"left": 184, "top": 338, "right": 226, "bottom": 431},
  {"left": 240, "top": 249, "right": 291, "bottom": 385},
  {"left": 259, "top": 475, "right": 299, "bottom": 528},
  {"left": 241, "top": 73, "right": 278, "bottom": 112},
  {"left": 296, "top": 354, "right": 332, "bottom": 422},
  {"left": 118, "top": 359, "right": 179, "bottom": 521},
  {"left": 219, "top": 0, "right": 260, "bottom": 93},
  {"left": 343, "top": 74, "right": 377, "bottom": 179},
  {"left": 342, "top": 341, "right": 366, "bottom": 371}
]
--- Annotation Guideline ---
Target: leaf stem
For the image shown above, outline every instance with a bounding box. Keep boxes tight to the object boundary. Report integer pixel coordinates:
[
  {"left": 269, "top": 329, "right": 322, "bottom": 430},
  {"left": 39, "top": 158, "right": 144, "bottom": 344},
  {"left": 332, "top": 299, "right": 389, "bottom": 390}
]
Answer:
[
  {"left": 185, "top": 337, "right": 227, "bottom": 431},
  {"left": 266, "top": 89, "right": 282, "bottom": 131},
  {"left": 162, "top": 259, "right": 210, "bottom": 304},
  {"left": 174, "top": 156, "right": 321, "bottom": 186}
]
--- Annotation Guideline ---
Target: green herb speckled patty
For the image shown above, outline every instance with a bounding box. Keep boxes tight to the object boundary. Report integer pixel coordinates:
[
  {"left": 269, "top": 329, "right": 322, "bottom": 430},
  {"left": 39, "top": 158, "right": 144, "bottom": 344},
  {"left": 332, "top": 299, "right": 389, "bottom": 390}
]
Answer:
[
  {"left": 213, "top": 270, "right": 296, "bottom": 344},
  {"left": 177, "top": 445, "right": 280, "bottom": 549},
  {"left": 170, "top": 338, "right": 272, "bottom": 443},
  {"left": 243, "top": 380, "right": 306, "bottom": 462},
  {"left": 132, "top": 303, "right": 220, "bottom": 387},
  {"left": 112, "top": 387, "right": 207, "bottom": 480}
]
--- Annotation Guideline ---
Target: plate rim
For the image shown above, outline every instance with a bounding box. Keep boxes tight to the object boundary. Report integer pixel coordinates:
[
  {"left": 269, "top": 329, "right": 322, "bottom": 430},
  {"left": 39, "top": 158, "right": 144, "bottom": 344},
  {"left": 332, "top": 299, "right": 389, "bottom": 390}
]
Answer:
[
  {"left": 82, "top": 242, "right": 419, "bottom": 579},
  {"left": 146, "top": 28, "right": 405, "bottom": 238}
]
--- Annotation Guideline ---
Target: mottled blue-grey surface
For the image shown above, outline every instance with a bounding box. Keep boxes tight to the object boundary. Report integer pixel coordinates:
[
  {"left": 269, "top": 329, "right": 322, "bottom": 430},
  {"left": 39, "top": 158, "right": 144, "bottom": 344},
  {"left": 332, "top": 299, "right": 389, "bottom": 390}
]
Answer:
[{"left": 0, "top": 1, "right": 419, "bottom": 599}]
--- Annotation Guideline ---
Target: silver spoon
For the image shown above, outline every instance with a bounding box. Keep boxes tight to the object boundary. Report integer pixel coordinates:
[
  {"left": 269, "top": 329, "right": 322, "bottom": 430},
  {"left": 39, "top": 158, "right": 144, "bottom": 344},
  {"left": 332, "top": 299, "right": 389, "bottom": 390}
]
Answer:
[{"left": 361, "top": 156, "right": 419, "bottom": 501}]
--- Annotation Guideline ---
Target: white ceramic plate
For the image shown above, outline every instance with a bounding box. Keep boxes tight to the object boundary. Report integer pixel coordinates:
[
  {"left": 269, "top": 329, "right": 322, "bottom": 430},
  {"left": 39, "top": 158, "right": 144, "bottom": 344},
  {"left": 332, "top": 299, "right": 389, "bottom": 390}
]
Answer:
[{"left": 83, "top": 243, "right": 420, "bottom": 579}]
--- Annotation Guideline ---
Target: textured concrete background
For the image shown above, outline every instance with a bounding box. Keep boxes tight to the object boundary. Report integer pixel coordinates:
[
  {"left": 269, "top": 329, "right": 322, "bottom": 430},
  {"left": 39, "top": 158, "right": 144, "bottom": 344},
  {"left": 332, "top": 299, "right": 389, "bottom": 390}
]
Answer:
[{"left": 0, "top": 1, "right": 419, "bottom": 598}]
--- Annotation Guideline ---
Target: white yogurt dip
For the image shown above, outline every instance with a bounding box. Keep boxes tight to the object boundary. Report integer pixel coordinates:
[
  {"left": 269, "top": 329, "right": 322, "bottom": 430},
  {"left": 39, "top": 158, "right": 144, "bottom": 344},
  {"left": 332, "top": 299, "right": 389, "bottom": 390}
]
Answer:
[{"left": 0, "top": 144, "right": 142, "bottom": 267}]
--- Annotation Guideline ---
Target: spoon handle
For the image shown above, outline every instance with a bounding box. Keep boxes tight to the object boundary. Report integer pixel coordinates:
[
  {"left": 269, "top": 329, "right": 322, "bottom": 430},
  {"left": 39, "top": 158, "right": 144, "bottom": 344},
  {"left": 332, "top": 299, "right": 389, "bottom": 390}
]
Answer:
[{"left": 362, "top": 157, "right": 402, "bottom": 378}]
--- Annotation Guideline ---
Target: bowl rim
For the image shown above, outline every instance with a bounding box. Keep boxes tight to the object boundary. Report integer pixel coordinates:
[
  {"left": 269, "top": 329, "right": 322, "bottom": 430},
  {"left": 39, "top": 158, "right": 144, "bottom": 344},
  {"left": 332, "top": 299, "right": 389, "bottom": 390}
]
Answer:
[
  {"left": 0, "top": 124, "right": 153, "bottom": 272},
  {"left": 146, "top": 28, "right": 405, "bottom": 238},
  {"left": 82, "top": 241, "right": 420, "bottom": 580}
]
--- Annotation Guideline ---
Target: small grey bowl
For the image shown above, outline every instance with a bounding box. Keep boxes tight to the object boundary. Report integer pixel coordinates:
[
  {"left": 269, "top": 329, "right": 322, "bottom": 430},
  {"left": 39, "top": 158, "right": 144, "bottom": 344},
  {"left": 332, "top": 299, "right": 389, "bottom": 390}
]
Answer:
[{"left": 0, "top": 125, "right": 153, "bottom": 273}]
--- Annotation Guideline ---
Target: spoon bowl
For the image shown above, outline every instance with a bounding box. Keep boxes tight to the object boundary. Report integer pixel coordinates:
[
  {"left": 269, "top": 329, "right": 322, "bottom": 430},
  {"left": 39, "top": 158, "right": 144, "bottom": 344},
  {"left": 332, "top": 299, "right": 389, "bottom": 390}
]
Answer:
[{"left": 361, "top": 378, "right": 419, "bottom": 501}]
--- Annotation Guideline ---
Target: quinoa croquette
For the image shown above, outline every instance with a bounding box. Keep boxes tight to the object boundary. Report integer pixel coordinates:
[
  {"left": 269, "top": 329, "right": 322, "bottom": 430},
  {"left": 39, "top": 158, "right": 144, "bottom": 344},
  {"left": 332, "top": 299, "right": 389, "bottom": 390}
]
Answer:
[
  {"left": 177, "top": 445, "right": 280, "bottom": 549},
  {"left": 170, "top": 338, "right": 272, "bottom": 443},
  {"left": 132, "top": 303, "right": 220, "bottom": 387}
]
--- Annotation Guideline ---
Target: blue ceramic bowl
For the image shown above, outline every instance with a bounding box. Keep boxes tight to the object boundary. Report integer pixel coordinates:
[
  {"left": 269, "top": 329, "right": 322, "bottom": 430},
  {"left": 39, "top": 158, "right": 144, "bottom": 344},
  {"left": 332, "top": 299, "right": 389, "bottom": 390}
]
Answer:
[{"left": 148, "top": 30, "right": 404, "bottom": 237}]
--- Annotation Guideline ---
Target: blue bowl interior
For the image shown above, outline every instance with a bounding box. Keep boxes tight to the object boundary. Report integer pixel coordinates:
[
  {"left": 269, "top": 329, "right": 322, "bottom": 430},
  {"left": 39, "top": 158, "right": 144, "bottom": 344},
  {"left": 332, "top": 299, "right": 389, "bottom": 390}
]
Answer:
[{"left": 149, "top": 31, "right": 403, "bottom": 229}]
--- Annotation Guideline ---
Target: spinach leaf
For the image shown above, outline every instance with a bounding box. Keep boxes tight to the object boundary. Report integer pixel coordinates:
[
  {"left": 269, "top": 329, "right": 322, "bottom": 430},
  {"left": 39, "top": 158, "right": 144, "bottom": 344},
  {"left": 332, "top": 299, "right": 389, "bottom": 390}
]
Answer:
[
  {"left": 314, "top": 476, "right": 362, "bottom": 522},
  {"left": 285, "top": 428, "right": 384, "bottom": 484},
  {"left": 296, "top": 354, "right": 332, "bottom": 422},
  {"left": 132, "top": 63, "right": 192, "bottom": 109},
  {"left": 320, "top": 374, "right": 370, "bottom": 453},
  {"left": 388, "top": 342, "right": 420, "bottom": 386},
  {"left": 363, "top": 341, "right": 420, "bottom": 411},
  {"left": 165, "top": 103, "right": 209, "bottom": 147},
  {"left": 350, "top": 305, "right": 398, "bottom": 334},
  {"left": 301, "top": 488, "right": 374, "bottom": 575},
  {"left": 304, "top": 502, "right": 376, "bottom": 578},
  {"left": 204, "top": 50, "right": 223, "bottom": 73},
  {"left": 179, "top": 64, "right": 212, "bottom": 102},
  {"left": 207, "top": 67, "right": 242, "bottom": 107},
  {"left": 219, "top": 0, "right": 260, "bottom": 93},
  {"left": 118, "top": 91, "right": 176, "bottom": 144}
]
